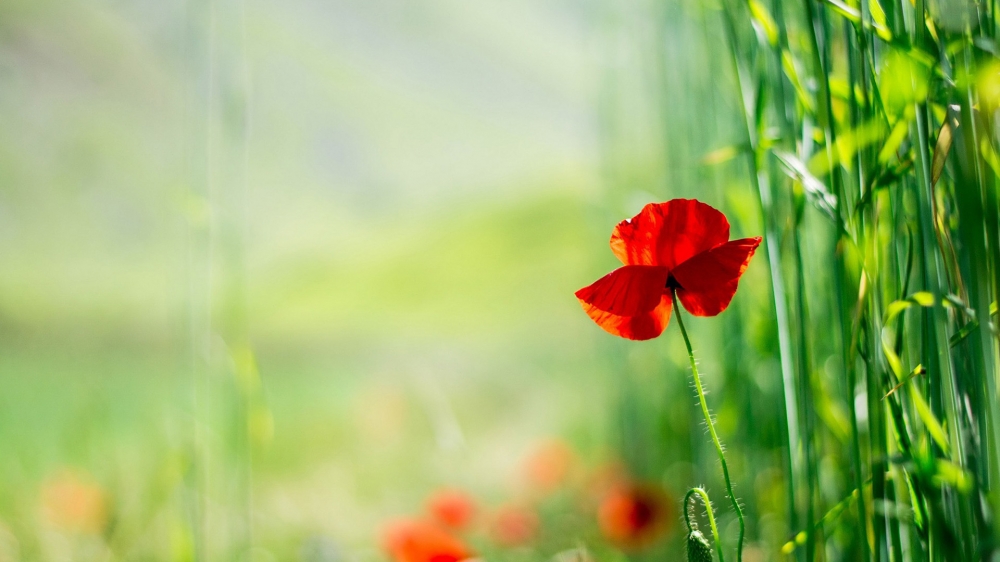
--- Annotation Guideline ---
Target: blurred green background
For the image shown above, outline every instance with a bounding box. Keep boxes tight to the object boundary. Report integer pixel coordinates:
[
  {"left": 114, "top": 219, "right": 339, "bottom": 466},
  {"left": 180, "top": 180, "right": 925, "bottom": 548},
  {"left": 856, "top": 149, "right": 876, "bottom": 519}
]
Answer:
[{"left": 0, "top": 1, "right": 791, "bottom": 560}]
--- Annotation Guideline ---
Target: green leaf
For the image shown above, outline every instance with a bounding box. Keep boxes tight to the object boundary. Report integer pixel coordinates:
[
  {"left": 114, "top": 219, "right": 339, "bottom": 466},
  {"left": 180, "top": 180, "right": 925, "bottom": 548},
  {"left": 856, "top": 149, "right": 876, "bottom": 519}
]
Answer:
[
  {"left": 931, "top": 121, "right": 954, "bottom": 186},
  {"left": 980, "top": 138, "right": 1000, "bottom": 176},
  {"left": 932, "top": 460, "right": 972, "bottom": 493},
  {"left": 809, "top": 120, "right": 887, "bottom": 175},
  {"left": 882, "top": 328, "right": 906, "bottom": 377},
  {"left": 774, "top": 149, "right": 838, "bottom": 219},
  {"left": 748, "top": 0, "right": 779, "bottom": 45},
  {"left": 880, "top": 291, "right": 954, "bottom": 454},
  {"left": 821, "top": 0, "right": 861, "bottom": 22},
  {"left": 879, "top": 49, "right": 932, "bottom": 122},
  {"left": 878, "top": 118, "right": 912, "bottom": 164},
  {"left": 780, "top": 487, "right": 864, "bottom": 555},
  {"left": 884, "top": 364, "right": 926, "bottom": 399},
  {"left": 950, "top": 300, "right": 998, "bottom": 347},
  {"left": 868, "top": 0, "right": 893, "bottom": 40},
  {"left": 911, "top": 385, "right": 951, "bottom": 456},
  {"left": 782, "top": 51, "right": 816, "bottom": 114}
]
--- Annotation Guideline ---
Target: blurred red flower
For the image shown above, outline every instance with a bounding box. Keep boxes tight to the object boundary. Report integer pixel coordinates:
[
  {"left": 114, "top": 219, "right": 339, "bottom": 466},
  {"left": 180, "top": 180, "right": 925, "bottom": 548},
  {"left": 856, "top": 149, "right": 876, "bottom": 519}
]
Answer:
[
  {"left": 576, "top": 199, "right": 761, "bottom": 340},
  {"left": 597, "top": 482, "right": 673, "bottom": 550},
  {"left": 40, "top": 470, "right": 108, "bottom": 534},
  {"left": 523, "top": 440, "right": 574, "bottom": 491},
  {"left": 489, "top": 504, "right": 539, "bottom": 547},
  {"left": 382, "top": 519, "right": 473, "bottom": 562},
  {"left": 426, "top": 489, "right": 476, "bottom": 530}
]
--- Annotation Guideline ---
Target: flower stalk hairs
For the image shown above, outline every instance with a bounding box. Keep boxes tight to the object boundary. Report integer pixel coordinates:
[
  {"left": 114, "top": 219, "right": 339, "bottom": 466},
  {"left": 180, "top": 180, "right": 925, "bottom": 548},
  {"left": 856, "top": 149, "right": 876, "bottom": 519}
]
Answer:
[{"left": 576, "top": 199, "right": 761, "bottom": 562}]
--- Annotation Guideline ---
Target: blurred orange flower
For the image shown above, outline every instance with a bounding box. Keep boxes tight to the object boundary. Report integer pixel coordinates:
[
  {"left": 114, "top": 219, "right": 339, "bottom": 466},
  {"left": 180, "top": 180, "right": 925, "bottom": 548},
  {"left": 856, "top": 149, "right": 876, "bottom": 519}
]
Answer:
[
  {"left": 489, "top": 504, "right": 539, "bottom": 547},
  {"left": 40, "top": 470, "right": 108, "bottom": 534},
  {"left": 597, "top": 482, "right": 673, "bottom": 550},
  {"left": 585, "top": 461, "right": 628, "bottom": 499},
  {"left": 523, "top": 440, "right": 574, "bottom": 491},
  {"left": 426, "top": 489, "right": 476, "bottom": 530},
  {"left": 381, "top": 519, "right": 473, "bottom": 562}
]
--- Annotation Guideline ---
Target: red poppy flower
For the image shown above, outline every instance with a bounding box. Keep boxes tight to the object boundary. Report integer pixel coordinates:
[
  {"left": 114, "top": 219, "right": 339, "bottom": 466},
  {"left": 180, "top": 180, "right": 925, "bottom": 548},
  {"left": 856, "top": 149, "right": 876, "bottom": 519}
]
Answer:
[
  {"left": 426, "top": 489, "right": 476, "bottom": 530},
  {"left": 576, "top": 199, "right": 761, "bottom": 340},
  {"left": 381, "top": 519, "right": 473, "bottom": 562},
  {"left": 597, "top": 482, "right": 673, "bottom": 550},
  {"left": 40, "top": 470, "right": 108, "bottom": 534},
  {"left": 523, "top": 440, "right": 574, "bottom": 491},
  {"left": 489, "top": 504, "right": 540, "bottom": 547}
]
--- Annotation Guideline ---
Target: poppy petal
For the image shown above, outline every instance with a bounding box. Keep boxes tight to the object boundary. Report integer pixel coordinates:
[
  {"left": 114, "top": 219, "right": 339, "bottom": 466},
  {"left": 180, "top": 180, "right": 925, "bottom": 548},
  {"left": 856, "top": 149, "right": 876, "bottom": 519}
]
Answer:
[
  {"left": 382, "top": 519, "right": 472, "bottom": 562},
  {"left": 578, "top": 294, "right": 673, "bottom": 340},
  {"left": 671, "top": 237, "right": 762, "bottom": 317},
  {"left": 598, "top": 483, "right": 673, "bottom": 549},
  {"left": 575, "top": 266, "right": 672, "bottom": 340},
  {"left": 610, "top": 199, "right": 731, "bottom": 268},
  {"left": 575, "top": 266, "right": 669, "bottom": 316}
]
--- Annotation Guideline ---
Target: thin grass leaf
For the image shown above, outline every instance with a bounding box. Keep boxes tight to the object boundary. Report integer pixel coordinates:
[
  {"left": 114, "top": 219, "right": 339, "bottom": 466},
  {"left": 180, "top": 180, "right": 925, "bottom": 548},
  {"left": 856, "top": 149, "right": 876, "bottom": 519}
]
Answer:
[
  {"left": 828, "top": 78, "right": 862, "bottom": 105},
  {"left": 884, "top": 364, "right": 926, "bottom": 399},
  {"left": 910, "top": 385, "right": 952, "bottom": 456},
  {"left": 881, "top": 291, "right": 954, "bottom": 454},
  {"left": 950, "top": 301, "right": 999, "bottom": 346},
  {"left": 884, "top": 291, "right": 936, "bottom": 322},
  {"left": 980, "top": 137, "right": 1000, "bottom": 176},
  {"left": 820, "top": 0, "right": 861, "bottom": 22},
  {"left": 882, "top": 327, "right": 908, "bottom": 378},
  {"left": 775, "top": 149, "right": 839, "bottom": 219},
  {"left": 782, "top": 51, "right": 816, "bottom": 114},
  {"left": 817, "top": 0, "right": 893, "bottom": 38},
  {"left": 857, "top": 159, "right": 915, "bottom": 213},
  {"left": 932, "top": 460, "right": 973, "bottom": 493},
  {"left": 868, "top": 0, "right": 892, "bottom": 40},
  {"left": 878, "top": 118, "right": 912, "bottom": 164},
  {"left": 780, "top": 487, "right": 865, "bottom": 555},
  {"left": 748, "top": 0, "right": 779, "bottom": 45},
  {"left": 809, "top": 120, "right": 887, "bottom": 175},
  {"left": 931, "top": 121, "right": 953, "bottom": 186}
]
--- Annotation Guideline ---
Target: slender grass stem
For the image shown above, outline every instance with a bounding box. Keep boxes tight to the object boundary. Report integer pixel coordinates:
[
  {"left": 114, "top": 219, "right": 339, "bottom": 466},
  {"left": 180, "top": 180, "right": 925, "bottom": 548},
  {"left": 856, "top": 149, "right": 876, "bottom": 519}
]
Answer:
[
  {"left": 719, "top": 9, "right": 801, "bottom": 539},
  {"left": 672, "top": 290, "right": 745, "bottom": 562}
]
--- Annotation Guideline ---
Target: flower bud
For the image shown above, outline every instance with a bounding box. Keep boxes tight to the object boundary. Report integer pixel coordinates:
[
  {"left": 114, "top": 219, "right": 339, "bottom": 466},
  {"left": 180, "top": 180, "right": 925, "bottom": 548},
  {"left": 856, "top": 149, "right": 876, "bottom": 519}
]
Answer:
[{"left": 686, "top": 530, "right": 713, "bottom": 562}]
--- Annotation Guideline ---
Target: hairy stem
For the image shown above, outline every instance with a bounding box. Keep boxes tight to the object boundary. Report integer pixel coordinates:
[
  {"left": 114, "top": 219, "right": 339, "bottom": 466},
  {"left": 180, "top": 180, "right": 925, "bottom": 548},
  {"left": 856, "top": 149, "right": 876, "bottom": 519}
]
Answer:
[{"left": 672, "top": 290, "right": 745, "bottom": 562}]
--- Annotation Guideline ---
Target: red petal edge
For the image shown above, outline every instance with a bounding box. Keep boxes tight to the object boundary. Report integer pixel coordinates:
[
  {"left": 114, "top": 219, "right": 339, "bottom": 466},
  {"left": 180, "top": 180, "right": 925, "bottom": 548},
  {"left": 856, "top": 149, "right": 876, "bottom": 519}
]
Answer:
[
  {"left": 575, "top": 266, "right": 672, "bottom": 340},
  {"left": 671, "top": 237, "right": 761, "bottom": 317},
  {"left": 609, "top": 199, "right": 731, "bottom": 269},
  {"left": 578, "top": 294, "right": 673, "bottom": 341}
]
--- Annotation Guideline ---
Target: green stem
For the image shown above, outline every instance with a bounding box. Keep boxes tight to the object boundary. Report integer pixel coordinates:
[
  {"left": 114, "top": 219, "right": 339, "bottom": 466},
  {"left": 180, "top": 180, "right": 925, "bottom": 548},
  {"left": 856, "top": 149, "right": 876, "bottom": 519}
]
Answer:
[
  {"left": 686, "top": 487, "right": 726, "bottom": 562},
  {"left": 672, "top": 290, "right": 746, "bottom": 562}
]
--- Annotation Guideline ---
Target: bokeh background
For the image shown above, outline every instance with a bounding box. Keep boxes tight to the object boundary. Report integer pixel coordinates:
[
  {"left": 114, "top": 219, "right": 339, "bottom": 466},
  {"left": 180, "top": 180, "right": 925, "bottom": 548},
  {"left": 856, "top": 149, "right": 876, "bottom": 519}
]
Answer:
[{"left": 0, "top": 1, "right": 791, "bottom": 560}]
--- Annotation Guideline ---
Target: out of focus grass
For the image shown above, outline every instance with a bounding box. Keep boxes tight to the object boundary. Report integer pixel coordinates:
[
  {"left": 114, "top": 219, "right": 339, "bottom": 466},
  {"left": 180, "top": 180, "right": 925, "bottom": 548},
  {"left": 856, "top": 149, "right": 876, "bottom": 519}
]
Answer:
[{"left": 0, "top": 0, "right": 628, "bottom": 560}]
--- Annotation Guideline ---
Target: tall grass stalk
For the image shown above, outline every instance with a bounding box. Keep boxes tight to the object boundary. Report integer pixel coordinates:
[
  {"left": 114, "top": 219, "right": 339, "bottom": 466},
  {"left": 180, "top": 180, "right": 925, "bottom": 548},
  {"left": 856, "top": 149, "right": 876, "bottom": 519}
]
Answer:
[
  {"left": 599, "top": 0, "right": 1000, "bottom": 555},
  {"left": 719, "top": 9, "right": 804, "bottom": 543},
  {"left": 706, "top": 0, "right": 1000, "bottom": 555}
]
